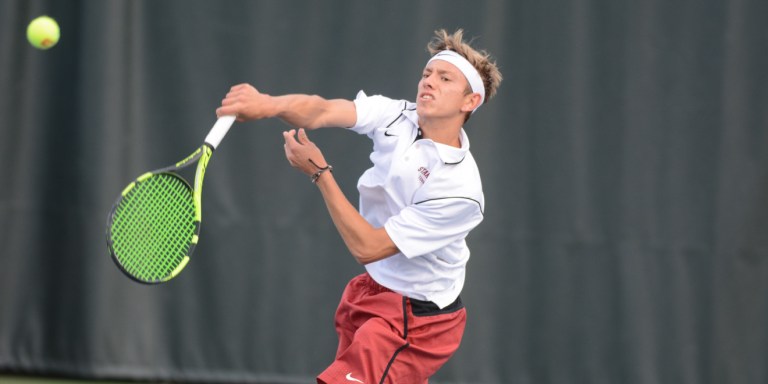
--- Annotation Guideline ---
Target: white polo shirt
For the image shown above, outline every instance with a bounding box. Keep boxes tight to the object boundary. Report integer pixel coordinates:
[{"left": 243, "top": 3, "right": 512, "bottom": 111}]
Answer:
[{"left": 350, "top": 91, "right": 485, "bottom": 308}]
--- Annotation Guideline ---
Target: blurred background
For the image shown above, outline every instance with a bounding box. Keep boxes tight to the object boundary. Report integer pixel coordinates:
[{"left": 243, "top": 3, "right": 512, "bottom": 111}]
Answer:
[{"left": 1, "top": 0, "right": 767, "bottom": 383}]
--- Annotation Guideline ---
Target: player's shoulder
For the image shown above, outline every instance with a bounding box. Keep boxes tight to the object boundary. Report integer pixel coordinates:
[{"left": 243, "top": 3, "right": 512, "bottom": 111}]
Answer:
[
  {"left": 438, "top": 152, "right": 482, "bottom": 192},
  {"left": 416, "top": 152, "right": 484, "bottom": 212},
  {"left": 354, "top": 90, "right": 415, "bottom": 116},
  {"left": 352, "top": 90, "right": 417, "bottom": 135}
]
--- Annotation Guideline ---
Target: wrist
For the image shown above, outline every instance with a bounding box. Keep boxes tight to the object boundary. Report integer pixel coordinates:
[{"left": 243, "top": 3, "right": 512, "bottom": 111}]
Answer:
[
  {"left": 311, "top": 164, "right": 333, "bottom": 183},
  {"left": 267, "top": 95, "right": 282, "bottom": 119}
]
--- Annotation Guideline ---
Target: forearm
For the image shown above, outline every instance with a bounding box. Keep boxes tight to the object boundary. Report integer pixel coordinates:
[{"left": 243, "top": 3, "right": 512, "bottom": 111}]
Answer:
[
  {"left": 314, "top": 172, "right": 399, "bottom": 264},
  {"left": 280, "top": 128, "right": 393, "bottom": 263},
  {"left": 217, "top": 84, "right": 355, "bottom": 129},
  {"left": 271, "top": 95, "right": 355, "bottom": 130}
]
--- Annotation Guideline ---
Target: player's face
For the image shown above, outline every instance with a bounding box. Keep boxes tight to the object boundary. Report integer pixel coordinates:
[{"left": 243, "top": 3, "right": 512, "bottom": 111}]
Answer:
[{"left": 416, "top": 60, "right": 474, "bottom": 120}]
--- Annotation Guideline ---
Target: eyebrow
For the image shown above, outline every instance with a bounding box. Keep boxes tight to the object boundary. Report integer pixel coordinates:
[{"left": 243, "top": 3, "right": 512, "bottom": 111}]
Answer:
[{"left": 423, "top": 68, "right": 458, "bottom": 77}]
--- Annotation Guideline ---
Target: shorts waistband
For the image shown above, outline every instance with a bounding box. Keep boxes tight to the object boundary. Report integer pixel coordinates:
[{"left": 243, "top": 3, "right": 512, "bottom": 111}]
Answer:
[{"left": 410, "top": 296, "right": 464, "bottom": 316}]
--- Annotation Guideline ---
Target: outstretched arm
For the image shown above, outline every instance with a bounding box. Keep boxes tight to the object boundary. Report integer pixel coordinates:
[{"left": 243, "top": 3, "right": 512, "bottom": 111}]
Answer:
[
  {"left": 282, "top": 128, "right": 400, "bottom": 264},
  {"left": 216, "top": 83, "right": 356, "bottom": 130}
]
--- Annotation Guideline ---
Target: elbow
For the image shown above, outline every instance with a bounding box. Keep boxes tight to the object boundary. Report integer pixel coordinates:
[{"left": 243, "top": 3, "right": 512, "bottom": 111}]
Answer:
[
  {"left": 344, "top": 226, "right": 398, "bottom": 265},
  {"left": 348, "top": 242, "right": 397, "bottom": 265},
  {"left": 301, "top": 120, "right": 323, "bottom": 130},
  {"left": 350, "top": 248, "right": 377, "bottom": 265}
]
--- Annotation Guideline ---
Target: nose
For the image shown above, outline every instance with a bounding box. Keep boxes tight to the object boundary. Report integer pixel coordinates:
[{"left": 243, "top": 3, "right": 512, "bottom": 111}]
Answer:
[{"left": 420, "top": 74, "right": 435, "bottom": 89}]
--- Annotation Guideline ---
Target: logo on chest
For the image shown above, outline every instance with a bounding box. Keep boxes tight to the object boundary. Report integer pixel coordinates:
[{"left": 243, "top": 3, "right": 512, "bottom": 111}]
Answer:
[{"left": 418, "top": 166, "right": 431, "bottom": 184}]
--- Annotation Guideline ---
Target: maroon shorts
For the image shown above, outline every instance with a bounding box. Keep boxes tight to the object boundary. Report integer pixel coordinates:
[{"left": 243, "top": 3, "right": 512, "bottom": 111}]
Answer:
[{"left": 317, "top": 273, "right": 466, "bottom": 384}]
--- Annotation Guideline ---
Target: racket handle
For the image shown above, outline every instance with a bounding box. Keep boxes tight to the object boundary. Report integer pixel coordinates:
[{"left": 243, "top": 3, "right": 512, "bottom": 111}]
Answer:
[{"left": 204, "top": 115, "right": 236, "bottom": 149}]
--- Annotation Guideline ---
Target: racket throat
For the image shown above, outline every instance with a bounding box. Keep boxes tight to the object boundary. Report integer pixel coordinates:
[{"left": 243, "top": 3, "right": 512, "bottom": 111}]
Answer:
[{"left": 193, "top": 146, "right": 213, "bottom": 221}]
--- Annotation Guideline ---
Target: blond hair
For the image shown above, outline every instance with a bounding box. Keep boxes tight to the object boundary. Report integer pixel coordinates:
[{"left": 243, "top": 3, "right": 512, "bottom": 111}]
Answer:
[{"left": 427, "top": 29, "right": 502, "bottom": 104}]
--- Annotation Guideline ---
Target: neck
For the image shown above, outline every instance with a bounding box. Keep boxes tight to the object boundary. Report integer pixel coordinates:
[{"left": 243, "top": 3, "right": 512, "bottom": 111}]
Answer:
[{"left": 418, "top": 116, "right": 464, "bottom": 148}]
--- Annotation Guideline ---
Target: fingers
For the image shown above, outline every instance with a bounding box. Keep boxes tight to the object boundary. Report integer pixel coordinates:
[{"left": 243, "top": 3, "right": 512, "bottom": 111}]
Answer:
[
  {"left": 283, "top": 141, "right": 295, "bottom": 167},
  {"left": 240, "top": 83, "right": 257, "bottom": 91},
  {"left": 216, "top": 84, "right": 258, "bottom": 118},
  {"left": 297, "top": 128, "right": 310, "bottom": 145},
  {"left": 229, "top": 83, "right": 256, "bottom": 93},
  {"left": 220, "top": 95, "right": 237, "bottom": 106},
  {"left": 283, "top": 129, "right": 312, "bottom": 147},
  {"left": 282, "top": 130, "right": 299, "bottom": 167},
  {"left": 227, "top": 84, "right": 258, "bottom": 99},
  {"left": 217, "top": 92, "right": 238, "bottom": 117},
  {"left": 282, "top": 129, "right": 326, "bottom": 175},
  {"left": 215, "top": 106, "right": 231, "bottom": 118},
  {"left": 282, "top": 129, "right": 297, "bottom": 146}
]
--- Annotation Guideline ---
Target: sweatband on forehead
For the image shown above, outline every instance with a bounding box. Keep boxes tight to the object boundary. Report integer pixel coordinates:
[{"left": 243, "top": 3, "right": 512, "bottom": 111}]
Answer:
[{"left": 427, "top": 50, "right": 485, "bottom": 112}]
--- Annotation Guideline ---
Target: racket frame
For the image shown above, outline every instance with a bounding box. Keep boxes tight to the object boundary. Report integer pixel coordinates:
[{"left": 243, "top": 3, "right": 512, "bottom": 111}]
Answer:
[
  {"left": 106, "top": 144, "right": 214, "bottom": 284},
  {"left": 106, "top": 115, "right": 234, "bottom": 284}
]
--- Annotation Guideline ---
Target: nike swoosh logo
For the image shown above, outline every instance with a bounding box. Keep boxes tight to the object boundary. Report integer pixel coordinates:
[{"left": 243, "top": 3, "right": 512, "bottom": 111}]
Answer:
[
  {"left": 346, "top": 372, "right": 364, "bottom": 383},
  {"left": 384, "top": 131, "right": 397, "bottom": 137}
]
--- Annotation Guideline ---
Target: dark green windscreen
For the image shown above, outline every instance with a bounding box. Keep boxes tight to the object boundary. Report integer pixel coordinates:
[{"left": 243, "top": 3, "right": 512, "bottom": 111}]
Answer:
[{"left": 1, "top": 1, "right": 766, "bottom": 383}]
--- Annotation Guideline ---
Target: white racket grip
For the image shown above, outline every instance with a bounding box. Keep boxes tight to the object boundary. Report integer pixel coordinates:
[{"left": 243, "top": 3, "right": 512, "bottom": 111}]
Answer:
[{"left": 204, "top": 115, "right": 236, "bottom": 149}]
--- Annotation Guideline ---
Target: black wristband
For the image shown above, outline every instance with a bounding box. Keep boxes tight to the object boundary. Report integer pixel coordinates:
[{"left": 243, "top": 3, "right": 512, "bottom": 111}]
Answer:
[{"left": 311, "top": 164, "right": 333, "bottom": 183}]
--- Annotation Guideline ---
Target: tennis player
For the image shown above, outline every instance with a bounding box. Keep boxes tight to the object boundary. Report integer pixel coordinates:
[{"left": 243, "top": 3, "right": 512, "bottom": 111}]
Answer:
[{"left": 217, "top": 29, "right": 502, "bottom": 383}]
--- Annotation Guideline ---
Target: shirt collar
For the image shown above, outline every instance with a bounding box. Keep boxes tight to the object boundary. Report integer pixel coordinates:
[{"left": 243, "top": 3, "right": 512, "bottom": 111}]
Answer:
[
  {"left": 435, "top": 128, "right": 469, "bottom": 164},
  {"left": 403, "top": 109, "right": 469, "bottom": 165}
]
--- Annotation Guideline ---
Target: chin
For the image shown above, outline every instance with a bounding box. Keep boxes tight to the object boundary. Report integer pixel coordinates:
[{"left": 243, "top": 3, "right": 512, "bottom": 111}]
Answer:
[{"left": 416, "top": 104, "right": 432, "bottom": 117}]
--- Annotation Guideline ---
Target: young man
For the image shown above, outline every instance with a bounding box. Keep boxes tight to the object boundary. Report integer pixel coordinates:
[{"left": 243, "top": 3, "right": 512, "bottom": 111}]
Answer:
[{"left": 217, "top": 29, "right": 502, "bottom": 383}]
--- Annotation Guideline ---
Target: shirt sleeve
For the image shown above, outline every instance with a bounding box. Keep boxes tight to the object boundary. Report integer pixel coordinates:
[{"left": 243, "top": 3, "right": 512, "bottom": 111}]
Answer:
[
  {"left": 384, "top": 197, "right": 484, "bottom": 258},
  {"left": 350, "top": 91, "right": 408, "bottom": 138}
]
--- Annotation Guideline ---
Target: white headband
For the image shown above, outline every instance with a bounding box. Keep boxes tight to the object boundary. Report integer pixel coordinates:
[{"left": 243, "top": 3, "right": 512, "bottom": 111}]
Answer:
[{"left": 427, "top": 50, "right": 485, "bottom": 112}]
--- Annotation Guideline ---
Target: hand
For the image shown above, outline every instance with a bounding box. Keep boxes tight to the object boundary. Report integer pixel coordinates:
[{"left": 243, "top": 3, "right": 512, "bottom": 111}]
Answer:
[
  {"left": 283, "top": 128, "right": 329, "bottom": 176},
  {"left": 216, "top": 83, "right": 275, "bottom": 122}
]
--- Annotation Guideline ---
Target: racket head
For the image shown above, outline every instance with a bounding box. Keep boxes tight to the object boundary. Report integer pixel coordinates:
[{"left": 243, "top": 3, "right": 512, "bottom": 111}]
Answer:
[{"left": 106, "top": 172, "right": 200, "bottom": 284}]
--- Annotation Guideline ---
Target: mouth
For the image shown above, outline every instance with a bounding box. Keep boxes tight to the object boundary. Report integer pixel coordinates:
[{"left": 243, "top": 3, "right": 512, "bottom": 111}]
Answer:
[{"left": 419, "top": 93, "right": 435, "bottom": 101}]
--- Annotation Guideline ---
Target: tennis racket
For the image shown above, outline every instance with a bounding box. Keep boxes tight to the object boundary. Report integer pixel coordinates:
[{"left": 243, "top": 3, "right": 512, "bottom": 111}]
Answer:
[{"left": 106, "top": 115, "right": 236, "bottom": 284}]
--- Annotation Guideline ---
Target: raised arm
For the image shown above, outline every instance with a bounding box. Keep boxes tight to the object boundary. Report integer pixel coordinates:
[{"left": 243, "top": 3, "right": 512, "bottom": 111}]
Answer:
[{"left": 216, "top": 83, "right": 356, "bottom": 130}]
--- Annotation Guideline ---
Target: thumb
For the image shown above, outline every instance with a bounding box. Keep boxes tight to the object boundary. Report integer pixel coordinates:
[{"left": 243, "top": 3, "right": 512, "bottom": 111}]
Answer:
[{"left": 297, "top": 128, "right": 311, "bottom": 145}]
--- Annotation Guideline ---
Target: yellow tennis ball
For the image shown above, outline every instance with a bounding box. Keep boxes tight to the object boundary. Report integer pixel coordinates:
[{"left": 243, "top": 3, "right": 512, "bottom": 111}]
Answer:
[{"left": 27, "top": 16, "right": 60, "bottom": 50}]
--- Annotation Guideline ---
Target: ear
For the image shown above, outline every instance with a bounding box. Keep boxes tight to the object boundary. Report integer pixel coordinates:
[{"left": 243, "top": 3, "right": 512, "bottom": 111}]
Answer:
[{"left": 461, "top": 93, "right": 483, "bottom": 113}]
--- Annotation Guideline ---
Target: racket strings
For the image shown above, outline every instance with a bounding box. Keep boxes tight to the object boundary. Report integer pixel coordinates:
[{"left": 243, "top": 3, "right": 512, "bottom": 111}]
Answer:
[{"left": 110, "top": 173, "right": 197, "bottom": 282}]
